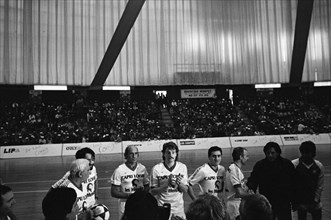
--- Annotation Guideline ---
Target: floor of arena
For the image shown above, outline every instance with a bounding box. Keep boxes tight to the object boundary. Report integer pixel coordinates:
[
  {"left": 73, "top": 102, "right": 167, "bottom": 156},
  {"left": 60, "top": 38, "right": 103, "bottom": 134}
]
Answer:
[{"left": 1, "top": 144, "right": 330, "bottom": 220}]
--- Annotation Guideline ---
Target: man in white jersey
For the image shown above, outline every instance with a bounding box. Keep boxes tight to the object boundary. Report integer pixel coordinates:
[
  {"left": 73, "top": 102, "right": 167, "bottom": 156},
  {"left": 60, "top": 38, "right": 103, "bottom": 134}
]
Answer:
[
  {"left": 188, "top": 146, "right": 225, "bottom": 201},
  {"left": 52, "top": 159, "right": 91, "bottom": 212},
  {"left": 224, "top": 147, "right": 250, "bottom": 220},
  {"left": 150, "top": 141, "right": 188, "bottom": 219},
  {"left": 52, "top": 147, "right": 98, "bottom": 208},
  {"left": 110, "top": 145, "right": 150, "bottom": 220}
]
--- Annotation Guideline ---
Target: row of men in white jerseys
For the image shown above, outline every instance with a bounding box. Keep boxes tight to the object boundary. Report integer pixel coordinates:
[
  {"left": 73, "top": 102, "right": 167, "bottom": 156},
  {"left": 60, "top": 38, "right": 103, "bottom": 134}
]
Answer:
[{"left": 49, "top": 143, "right": 234, "bottom": 220}]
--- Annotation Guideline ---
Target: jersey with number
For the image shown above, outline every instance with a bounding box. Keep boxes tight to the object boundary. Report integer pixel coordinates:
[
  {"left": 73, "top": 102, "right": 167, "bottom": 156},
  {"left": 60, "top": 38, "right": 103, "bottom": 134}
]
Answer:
[
  {"left": 188, "top": 163, "right": 225, "bottom": 198},
  {"left": 151, "top": 161, "right": 188, "bottom": 217},
  {"left": 84, "top": 166, "right": 97, "bottom": 207},
  {"left": 52, "top": 167, "right": 98, "bottom": 208},
  {"left": 110, "top": 162, "right": 150, "bottom": 216},
  {"left": 224, "top": 163, "right": 247, "bottom": 201},
  {"left": 54, "top": 177, "right": 88, "bottom": 212}
]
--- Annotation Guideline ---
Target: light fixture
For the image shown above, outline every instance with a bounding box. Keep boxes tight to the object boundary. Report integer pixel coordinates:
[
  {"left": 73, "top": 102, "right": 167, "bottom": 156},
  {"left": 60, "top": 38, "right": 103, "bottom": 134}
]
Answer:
[
  {"left": 314, "top": 81, "right": 331, "bottom": 87},
  {"left": 255, "top": 83, "right": 281, "bottom": 89},
  {"left": 102, "top": 86, "right": 130, "bottom": 90},
  {"left": 34, "top": 85, "right": 68, "bottom": 91}
]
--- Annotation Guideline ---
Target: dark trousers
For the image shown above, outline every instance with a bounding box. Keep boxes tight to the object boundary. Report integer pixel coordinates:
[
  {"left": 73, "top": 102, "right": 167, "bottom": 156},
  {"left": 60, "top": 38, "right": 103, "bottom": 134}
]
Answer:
[
  {"left": 271, "top": 201, "right": 292, "bottom": 220},
  {"left": 297, "top": 206, "right": 322, "bottom": 220}
]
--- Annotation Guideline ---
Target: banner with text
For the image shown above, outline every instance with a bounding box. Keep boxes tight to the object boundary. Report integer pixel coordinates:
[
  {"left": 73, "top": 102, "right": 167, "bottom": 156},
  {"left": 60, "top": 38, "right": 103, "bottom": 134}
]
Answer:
[
  {"left": 0, "top": 144, "right": 62, "bottom": 159},
  {"left": 281, "top": 134, "right": 331, "bottom": 146},
  {"left": 230, "top": 135, "right": 283, "bottom": 148},
  {"left": 62, "top": 142, "right": 122, "bottom": 156},
  {"left": 177, "top": 137, "right": 231, "bottom": 150},
  {"left": 123, "top": 139, "right": 178, "bottom": 153},
  {"left": 181, "top": 89, "right": 216, "bottom": 99}
]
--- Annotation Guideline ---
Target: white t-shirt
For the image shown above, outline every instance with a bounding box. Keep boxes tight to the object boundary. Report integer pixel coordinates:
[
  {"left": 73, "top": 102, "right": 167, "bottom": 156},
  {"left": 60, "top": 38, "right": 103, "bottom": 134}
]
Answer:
[
  {"left": 224, "top": 163, "right": 247, "bottom": 220},
  {"left": 151, "top": 161, "right": 188, "bottom": 218},
  {"left": 110, "top": 162, "right": 149, "bottom": 218},
  {"left": 52, "top": 166, "right": 98, "bottom": 208},
  {"left": 188, "top": 163, "right": 225, "bottom": 198}
]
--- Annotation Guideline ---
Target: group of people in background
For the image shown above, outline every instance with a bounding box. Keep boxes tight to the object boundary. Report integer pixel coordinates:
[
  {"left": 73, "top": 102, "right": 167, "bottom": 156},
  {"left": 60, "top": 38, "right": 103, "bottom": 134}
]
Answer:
[
  {"left": 0, "top": 140, "right": 324, "bottom": 220},
  {"left": 1, "top": 95, "right": 330, "bottom": 146}
]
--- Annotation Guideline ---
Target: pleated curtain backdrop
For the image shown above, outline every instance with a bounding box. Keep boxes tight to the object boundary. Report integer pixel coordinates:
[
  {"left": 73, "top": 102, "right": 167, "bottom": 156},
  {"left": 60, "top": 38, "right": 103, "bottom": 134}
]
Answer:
[{"left": 0, "top": 0, "right": 330, "bottom": 86}]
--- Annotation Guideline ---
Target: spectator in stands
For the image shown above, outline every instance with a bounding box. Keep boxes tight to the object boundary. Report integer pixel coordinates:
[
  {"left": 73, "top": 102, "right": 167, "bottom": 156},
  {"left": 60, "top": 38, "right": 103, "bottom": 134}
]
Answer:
[
  {"left": 224, "top": 147, "right": 250, "bottom": 220},
  {"left": 239, "top": 194, "right": 273, "bottom": 220},
  {"left": 52, "top": 147, "right": 98, "bottom": 208},
  {"left": 110, "top": 146, "right": 150, "bottom": 220},
  {"left": 121, "top": 190, "right": 170, "bottom": 220},
  {"left": 247, "top": 142, "right": 296, "bottom": 220},
  {"left": 187, "top": 146, "right": 226, "bottom": 201},
  {"left": 150, "top": 141, "right": 188, "bottom": 219},
  {"left": 292, "top": 141, "right": 324, "bottom": 220},
  {"left": 0, "top": 184, "right": 17, "bottom": 220},
  {"left": 1, "top": 95, "right": 330, "bottom": 146}
]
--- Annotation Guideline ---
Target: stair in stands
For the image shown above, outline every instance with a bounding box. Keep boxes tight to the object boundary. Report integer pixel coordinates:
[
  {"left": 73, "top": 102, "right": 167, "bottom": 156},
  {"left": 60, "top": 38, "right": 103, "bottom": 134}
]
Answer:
[{"left": 160, "top": 107, "right": 174, "bottom": 127}]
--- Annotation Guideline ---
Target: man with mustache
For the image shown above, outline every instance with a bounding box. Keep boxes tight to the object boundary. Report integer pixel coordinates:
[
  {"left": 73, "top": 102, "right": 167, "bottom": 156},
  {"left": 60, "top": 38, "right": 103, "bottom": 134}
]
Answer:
[{"left": 150, "top": 141, "right": 188, "bottom": 219}]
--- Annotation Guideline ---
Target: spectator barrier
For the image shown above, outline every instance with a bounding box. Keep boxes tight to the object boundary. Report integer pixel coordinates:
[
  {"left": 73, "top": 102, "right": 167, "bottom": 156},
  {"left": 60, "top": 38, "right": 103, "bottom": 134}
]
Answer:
[{"left": 1, "top": 133, "right": 330, "bottom": 159}]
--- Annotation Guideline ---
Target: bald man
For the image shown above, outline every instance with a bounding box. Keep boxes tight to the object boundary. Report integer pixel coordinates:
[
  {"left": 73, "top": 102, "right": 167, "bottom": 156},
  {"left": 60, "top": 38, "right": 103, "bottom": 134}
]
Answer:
[{"left": 110, "top": 146, "right": 150, "bottom": 220}]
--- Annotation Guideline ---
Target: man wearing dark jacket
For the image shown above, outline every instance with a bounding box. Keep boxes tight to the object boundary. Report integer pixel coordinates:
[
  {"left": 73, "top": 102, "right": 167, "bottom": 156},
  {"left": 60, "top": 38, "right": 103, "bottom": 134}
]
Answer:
[{"left": 247, "top": 142, "right": 296, "bottom": 220}]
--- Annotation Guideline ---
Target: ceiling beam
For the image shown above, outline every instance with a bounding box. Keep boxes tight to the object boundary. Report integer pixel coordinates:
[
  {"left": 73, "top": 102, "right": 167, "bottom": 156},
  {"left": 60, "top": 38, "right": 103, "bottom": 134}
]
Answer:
[
  {"left": 289, "top": 0, "right": 315, "bottom": 85},
  {"left": 90, "top": 0, "right": 146, "bottom": 90}
]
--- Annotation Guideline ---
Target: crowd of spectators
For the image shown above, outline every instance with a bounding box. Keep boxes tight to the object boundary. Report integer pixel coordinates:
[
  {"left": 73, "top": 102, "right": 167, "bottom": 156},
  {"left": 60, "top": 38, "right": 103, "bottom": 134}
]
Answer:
[{"left": 0, "top": 93, "right": 330, "bottom": 146}]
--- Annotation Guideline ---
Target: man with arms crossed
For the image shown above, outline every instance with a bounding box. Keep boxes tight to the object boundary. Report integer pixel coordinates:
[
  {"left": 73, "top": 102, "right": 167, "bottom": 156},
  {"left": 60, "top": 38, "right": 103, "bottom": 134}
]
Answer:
[
  {"left": 188, "top": 146, "right": 225, "bottom": 201},
  {"left": 224, "top": 147, "right": 250, "bottom": 220},
  {"left": 110, "top": 146, "right": 150, "bottom": 220},
  {"left": 150, "top": 141, "right": 188, "bottom": 219}
]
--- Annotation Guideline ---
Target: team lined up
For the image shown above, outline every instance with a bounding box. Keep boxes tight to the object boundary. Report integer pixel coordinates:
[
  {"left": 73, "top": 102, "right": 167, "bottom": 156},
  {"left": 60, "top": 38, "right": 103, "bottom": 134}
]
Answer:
[{"left": 0, "top": 140, "right": 324, "bottom": 220}]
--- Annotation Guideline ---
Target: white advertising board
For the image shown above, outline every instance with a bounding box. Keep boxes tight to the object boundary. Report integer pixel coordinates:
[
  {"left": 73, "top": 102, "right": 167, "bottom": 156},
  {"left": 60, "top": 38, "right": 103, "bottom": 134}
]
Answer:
[
  {"left": 0, "top": 144, "right": 62, "bottom": 159},
  {"left": 62, "top": 142, "right": 122, "bottom": 156},
  {"left": 296, "top": 134, "right": 331, "bottom": 145},
  {"left": 230, "top": 135, "right": 283, "bottom": 148},
  {"left": 123, "top": 139, "right": 178, "bottom": 152},
  {"left": 280, "top": 134, "right": 300, "bottom": 145},
  {"left": 177, "top": 137, "right": 231, "bottom": 150}
]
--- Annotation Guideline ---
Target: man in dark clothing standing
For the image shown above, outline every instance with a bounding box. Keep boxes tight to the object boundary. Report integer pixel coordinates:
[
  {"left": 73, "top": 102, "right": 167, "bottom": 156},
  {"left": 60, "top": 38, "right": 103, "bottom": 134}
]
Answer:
[
  {"left": 247, "top": 142, "right": 296, "bottom": 220},
  {"left": 292, "top": 141, "right": 324, "bottom": 220}
]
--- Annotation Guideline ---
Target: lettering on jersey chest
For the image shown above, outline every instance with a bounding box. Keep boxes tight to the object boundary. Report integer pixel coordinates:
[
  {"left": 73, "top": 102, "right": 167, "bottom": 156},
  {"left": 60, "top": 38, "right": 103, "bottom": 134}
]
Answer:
[
  {"left": 121, "top": 173, "right": 145, "bottom": 181},
  {"left": 157, "top": 173, "right": 183, "bottom": 181},
  {"left": 87, "top": 175, "right": 97, "bottom": 183},
  {"left": 203, "top": 176, "right": 223, "bottom": 181}
]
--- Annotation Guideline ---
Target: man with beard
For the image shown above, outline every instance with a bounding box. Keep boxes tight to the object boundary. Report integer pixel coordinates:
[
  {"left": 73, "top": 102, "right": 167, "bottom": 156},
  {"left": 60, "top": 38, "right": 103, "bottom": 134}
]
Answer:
[{"left": 247, "top": 142, "right": 296, "bottom": 220}]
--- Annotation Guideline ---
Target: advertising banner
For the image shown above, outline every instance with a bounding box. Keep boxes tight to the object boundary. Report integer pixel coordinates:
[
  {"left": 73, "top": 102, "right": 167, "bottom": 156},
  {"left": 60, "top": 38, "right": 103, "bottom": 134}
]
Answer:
[
  {"left": 62, "top": 142, "right": 122, "bottom": 156},
  {"left": 177, "top": 137, "right": 231, "bottom": 150},
  {"left": 0, "top": 144, "right": 62, "bottom": 159},
  {"left": 280, "top": 134, "right": 300, "bottom": 145},
  {"left": 230, "top": 135, "right": 283, "bottom": 148},
  {"left": 296, "top": 134, "right": 331, "bottom": 145},
  {"left": 180, "top": 89, "right": 216, "bottom": 99},
  {"left": 123, "top": 139, "right": 178, "bottom": 152}
]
